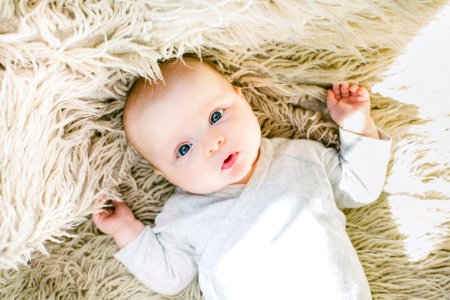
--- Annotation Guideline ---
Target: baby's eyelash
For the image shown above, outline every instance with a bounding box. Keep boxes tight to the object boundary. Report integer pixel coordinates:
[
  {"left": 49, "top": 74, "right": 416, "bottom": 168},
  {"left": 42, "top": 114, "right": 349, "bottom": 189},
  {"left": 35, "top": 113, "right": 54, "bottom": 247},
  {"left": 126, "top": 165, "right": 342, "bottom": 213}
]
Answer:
[
  {"left": 210, "top": 108, "right": 225, "bottom": 125},
  {"left": 176, "top": 143, "right": 192, "bottom": 158}
]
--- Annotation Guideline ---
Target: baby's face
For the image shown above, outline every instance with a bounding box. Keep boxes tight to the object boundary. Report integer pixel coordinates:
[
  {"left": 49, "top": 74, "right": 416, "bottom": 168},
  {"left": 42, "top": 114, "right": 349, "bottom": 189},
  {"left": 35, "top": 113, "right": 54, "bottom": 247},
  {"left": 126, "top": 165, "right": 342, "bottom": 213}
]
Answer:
[{"left": 132, "top": 61, "right": 261, "bottom": 194}]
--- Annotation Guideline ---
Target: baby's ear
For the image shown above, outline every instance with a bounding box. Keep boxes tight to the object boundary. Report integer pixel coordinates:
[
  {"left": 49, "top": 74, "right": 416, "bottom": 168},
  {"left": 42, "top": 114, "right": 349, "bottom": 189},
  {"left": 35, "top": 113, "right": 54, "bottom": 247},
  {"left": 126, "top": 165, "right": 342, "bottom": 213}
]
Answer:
[
  {"left": 233, "top": 86, "right": 242, "bottom": 96},
  {"left": 153, "top": 168, "right": 164, "bottom": 176}
]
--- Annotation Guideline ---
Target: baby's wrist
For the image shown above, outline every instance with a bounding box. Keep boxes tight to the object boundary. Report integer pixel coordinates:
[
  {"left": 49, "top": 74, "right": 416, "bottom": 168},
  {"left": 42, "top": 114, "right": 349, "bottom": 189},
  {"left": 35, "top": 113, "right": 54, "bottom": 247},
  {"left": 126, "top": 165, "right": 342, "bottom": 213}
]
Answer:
[
  {"left": 341, "top": 118, "right": 380, "bottom": 139},
  {"left": 113, "top": 219, "right": 145, "bottom": 249}
]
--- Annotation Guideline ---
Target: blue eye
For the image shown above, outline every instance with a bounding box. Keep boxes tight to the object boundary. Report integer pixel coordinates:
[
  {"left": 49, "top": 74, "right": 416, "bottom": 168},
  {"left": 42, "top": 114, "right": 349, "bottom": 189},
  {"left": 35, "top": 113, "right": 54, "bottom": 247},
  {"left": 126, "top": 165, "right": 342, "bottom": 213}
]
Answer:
[
  {"left": 177, "top": 143, "right": 191, "bottom": 157},
  {"left": 210, "top": 109, "right": 224, "bottom": 125}
]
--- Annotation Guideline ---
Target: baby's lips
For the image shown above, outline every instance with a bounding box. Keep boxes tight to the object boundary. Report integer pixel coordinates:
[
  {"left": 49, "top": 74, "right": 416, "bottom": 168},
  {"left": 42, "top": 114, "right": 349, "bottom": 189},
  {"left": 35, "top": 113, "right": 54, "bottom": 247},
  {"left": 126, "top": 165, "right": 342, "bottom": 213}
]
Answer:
[{"left": 222, "top": 152, "right": 238, "bottom": 170}]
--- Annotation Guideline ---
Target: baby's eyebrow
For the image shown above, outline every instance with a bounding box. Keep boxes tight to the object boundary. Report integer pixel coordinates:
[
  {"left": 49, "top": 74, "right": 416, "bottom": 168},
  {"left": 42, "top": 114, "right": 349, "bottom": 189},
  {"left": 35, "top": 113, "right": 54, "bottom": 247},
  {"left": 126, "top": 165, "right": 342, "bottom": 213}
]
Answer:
[
  {"left": 201, "top": 97, "right": 218, "bottom": 112},
  {"left": 205, "top": 90, "right": 228, "bottom": 107}
]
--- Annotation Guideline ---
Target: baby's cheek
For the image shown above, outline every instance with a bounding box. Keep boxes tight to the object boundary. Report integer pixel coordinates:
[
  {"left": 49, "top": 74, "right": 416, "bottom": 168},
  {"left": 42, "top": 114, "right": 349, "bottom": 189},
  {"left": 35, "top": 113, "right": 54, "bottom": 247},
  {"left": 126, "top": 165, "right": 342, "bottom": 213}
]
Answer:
[{"left": 173, "top": 167, "right": 205, "bottom": 192}]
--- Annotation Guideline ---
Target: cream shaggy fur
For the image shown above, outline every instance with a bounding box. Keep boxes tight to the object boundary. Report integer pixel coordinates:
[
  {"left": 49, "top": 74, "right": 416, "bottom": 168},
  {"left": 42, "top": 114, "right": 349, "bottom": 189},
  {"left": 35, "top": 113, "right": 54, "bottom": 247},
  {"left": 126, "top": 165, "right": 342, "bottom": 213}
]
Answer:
[{"left": 0, "top": 0, "right": 449, "bottom": 299}]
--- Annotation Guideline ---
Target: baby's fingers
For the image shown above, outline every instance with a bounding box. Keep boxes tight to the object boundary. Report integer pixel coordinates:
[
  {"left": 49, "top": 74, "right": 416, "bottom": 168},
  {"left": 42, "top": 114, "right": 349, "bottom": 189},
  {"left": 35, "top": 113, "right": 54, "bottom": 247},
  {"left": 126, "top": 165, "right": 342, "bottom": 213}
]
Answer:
[
  {"left": 349, "top": 84, "right": 358, "bottom": 94},
  {"left": 356, "top": 87, "right": 369, "bottom": 98},
  {"left": 92, "top": 210, "right": 106, "bottom": 225},
  {"left": 95, "top": 195, "right": 108, "bottom": 208},
  {"left": 348, "top": 95, "right": 368, "bottom": 102},
  {"left": 93, "top": 196, "right": 114, "bottom": 217},
  {"left": 326, "top": 90, "right": 338, "bottom": 109},
  {"left": 332, "top": 83, "right": 341, "bottom": 100}
]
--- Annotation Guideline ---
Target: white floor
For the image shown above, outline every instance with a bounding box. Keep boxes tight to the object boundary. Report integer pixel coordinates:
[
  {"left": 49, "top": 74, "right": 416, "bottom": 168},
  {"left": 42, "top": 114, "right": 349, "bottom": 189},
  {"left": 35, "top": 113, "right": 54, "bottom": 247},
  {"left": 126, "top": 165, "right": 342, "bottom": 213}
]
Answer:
[
  {"left": 373, "top": 3, "right": 450, "bottom": 262},
  {"left": 372, "top": 3, "right": 450, "bottom": 117}
]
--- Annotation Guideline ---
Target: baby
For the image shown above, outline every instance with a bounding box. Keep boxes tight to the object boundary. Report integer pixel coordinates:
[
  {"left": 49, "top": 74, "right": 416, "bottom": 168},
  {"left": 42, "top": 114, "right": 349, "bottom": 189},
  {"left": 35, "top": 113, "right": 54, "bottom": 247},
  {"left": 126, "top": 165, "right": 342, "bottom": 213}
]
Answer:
[{"left": 93, "top": 57, "right": 391, "bottom": 299}]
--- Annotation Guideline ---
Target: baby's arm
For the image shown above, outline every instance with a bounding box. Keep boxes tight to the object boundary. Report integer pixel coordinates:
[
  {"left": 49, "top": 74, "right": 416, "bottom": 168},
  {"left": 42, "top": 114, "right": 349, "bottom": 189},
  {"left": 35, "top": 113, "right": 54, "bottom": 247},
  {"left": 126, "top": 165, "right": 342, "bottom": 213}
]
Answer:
[
  {"left": 324, "top": 83, "right": 391, "bottom": 207},
  {"left": 92, "top": 196, "right": 197, "bottom": 295}
]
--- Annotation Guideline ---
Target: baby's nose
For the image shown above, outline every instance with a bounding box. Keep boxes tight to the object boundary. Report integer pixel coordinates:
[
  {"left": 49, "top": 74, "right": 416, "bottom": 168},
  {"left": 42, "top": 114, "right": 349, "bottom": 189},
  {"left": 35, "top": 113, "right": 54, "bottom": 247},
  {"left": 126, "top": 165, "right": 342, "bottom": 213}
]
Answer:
[{"left": 206, "top": 135, "right": 225, "bottom": 156}]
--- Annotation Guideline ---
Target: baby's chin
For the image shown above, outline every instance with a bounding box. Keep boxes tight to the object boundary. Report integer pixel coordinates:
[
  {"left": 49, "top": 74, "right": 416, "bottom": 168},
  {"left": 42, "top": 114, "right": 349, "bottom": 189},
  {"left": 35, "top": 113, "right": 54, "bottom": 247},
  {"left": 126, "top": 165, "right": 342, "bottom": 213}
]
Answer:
[
  {"left": 181, "top": 175, "right": 245, "bottom": 195},
  {"left": 183, "top": 182, "right": 232, "bottom": 195}
]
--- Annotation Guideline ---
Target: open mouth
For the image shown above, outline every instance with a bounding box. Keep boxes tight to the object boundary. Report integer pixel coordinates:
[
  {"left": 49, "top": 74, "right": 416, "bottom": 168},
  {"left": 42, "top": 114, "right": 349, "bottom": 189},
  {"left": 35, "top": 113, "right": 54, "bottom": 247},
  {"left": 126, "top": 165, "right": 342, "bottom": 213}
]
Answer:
[{"left": 222, "top": 152, "right": 238, "bottom": 170}]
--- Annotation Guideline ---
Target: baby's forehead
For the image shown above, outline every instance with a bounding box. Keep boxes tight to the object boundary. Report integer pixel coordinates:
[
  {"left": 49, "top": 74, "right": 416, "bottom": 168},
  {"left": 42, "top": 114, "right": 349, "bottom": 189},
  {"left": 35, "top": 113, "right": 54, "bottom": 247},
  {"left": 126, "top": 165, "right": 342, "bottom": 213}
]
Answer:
[
  {"left": 147, "top": 60, "right": 225, "bottom": 100},
  {"left": 140, "top": 59, "right": 208, "bottom": 98},
  {"left": 127, "top": 57, "right": 227, "bottom": 124}
]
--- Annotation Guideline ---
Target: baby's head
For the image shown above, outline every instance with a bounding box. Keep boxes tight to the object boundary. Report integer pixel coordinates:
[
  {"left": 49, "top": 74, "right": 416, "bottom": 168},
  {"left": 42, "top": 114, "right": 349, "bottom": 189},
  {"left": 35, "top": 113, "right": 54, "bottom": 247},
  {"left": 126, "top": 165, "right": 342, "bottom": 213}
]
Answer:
[{"left": 123, "top": 57, "right": 261, "bottom": 194}]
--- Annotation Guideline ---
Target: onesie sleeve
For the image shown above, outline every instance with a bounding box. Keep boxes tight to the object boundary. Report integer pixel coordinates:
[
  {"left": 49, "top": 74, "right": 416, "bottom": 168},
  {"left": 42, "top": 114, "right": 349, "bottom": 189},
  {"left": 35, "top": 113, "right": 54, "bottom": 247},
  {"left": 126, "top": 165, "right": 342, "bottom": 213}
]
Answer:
[
  {"left": 323, "top": 127, "right": 392, "bottom": 208},
  {"left": 114, "top": 223, "right": 197, "bottom": 295}
]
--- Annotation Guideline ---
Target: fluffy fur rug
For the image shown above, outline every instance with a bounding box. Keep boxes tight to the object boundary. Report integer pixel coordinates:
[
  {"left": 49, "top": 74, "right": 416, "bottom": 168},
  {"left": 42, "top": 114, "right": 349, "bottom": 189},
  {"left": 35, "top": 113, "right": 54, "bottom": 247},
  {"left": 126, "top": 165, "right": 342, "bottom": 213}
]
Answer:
[{"left": 1, "top": 0, "right": 449, "bottom": 299}]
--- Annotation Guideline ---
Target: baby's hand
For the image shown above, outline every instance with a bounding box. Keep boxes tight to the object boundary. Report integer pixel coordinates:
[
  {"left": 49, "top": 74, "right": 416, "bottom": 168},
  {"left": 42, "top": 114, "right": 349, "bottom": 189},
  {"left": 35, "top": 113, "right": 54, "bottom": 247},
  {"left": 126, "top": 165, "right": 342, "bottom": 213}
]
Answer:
[
  {"left": 327, "top": 83, "right": 379, "bottom": 138},
  {"left": 92, "top": 196, "right": 144, "bottom": 249}
]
